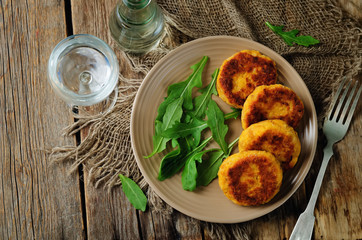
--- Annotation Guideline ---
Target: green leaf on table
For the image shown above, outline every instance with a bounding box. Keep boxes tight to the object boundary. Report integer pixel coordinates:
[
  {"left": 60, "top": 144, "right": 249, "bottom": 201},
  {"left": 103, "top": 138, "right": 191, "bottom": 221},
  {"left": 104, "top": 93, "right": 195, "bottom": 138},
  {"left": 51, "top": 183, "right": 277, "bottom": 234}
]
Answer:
[
  {"left": 119, "top": 174, "right": 147, "bottom": 212},
  {"left": 265, "top": 21, "right": 320, "bottom": 47},
  {"left": 206, "top": 100, "right": 229, "bottom": 154}
]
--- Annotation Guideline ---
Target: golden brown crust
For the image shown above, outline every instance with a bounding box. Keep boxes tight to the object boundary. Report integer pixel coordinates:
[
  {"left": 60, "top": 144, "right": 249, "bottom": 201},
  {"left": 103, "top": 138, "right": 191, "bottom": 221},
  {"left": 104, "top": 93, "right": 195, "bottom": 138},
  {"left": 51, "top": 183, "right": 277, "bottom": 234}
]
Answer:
[
  {"left": 217, "top": 50, "right": 277, "bottom": 109},
  {"left": 218, "top": 151, "right": 283, "bottom": 206},
  {"left": 238, "top": 120, "right": 301, "bottom": 170},
  {"left": 241, "top": 84, "right": 304, "bottom": 129}
]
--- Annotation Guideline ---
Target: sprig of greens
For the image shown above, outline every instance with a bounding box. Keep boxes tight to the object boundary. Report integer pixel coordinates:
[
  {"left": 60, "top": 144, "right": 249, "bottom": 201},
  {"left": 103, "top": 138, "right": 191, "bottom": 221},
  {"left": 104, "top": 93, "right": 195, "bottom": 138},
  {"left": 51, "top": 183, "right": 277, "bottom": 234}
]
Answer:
[
  {"left": 182, "top": 136, "right": 240, "bottom": 191},
  {"left": 148, "top": 56, "right": 241, "bottom": 191},
  {"left": 192, "top": 68, "right": 219, "bottom": 119},
  {"left": 158, "top": 136, "right": 212, "bottom": 181},
  {"left": 266, "top": 21, "right": 319, "bottom": 47},
  {"left": 119, "top": 174, "right": 147, "bottom": 211},
  {"left": 161, "top": 109, "right": 240, "bottom": 141},
  {"left": 181, "top": 149, "right": 212, "bottom": 191},
  {"left": 146, "top": 56, "right": 209, "bottom": 158},
  {"left": 206, "top": 100, "right": 229, "bottom": 154},
  {"left": 161, "top": 117, "right": 208, "bottom": 139}
]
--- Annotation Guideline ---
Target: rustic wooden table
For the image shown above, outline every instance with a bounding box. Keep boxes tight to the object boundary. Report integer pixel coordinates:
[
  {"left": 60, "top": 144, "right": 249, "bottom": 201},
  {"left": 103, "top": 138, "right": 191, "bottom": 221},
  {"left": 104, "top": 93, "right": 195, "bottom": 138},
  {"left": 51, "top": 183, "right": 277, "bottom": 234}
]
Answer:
[{"left": 1, "top": 0, "right": 361, "bottom": 239}]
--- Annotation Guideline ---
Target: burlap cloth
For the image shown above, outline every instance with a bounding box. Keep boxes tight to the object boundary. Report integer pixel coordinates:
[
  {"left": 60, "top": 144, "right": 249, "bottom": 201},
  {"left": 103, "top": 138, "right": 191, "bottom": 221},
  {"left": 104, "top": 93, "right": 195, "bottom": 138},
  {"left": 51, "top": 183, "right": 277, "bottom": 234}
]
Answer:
[{"left": 51, "top": 0, "right": 361, "bottom": 239}]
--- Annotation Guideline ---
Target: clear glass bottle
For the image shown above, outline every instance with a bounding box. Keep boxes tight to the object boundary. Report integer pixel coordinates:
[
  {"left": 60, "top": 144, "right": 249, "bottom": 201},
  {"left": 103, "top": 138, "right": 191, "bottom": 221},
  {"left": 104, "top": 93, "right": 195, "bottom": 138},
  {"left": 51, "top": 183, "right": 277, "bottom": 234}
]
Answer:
[{"left": 109, "top": 0, "right": 165, "bottom": 54}]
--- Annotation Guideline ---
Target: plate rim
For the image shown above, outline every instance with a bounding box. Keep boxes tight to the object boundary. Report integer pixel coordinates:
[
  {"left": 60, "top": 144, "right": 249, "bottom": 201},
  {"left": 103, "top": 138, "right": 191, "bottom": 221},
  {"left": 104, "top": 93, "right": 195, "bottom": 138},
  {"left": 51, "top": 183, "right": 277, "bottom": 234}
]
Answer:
[{"left": 130, "top": 35, "right": 318, "bottom": 223}]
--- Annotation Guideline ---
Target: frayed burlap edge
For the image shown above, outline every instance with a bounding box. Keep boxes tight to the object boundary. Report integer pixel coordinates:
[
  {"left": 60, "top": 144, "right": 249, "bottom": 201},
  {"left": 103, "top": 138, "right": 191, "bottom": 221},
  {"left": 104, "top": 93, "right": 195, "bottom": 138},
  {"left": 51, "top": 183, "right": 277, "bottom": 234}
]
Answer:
[{"left": 312, "top": 0, "right": 362, "bottom": 126}]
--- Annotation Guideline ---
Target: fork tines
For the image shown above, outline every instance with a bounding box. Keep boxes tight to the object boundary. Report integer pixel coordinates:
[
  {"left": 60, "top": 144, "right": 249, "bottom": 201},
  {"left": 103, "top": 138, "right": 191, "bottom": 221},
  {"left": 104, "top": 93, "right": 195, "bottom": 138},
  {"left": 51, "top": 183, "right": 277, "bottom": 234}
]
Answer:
[{"left": 328, "top": 77, "right": 361, "bottom": 125}]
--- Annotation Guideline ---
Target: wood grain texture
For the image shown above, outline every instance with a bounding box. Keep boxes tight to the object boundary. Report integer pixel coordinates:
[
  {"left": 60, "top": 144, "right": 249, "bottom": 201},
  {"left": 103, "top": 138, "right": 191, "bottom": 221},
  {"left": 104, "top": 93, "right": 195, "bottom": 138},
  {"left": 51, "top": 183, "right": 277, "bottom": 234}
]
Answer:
[
  {"left": 70, "top": 0, "right": 141, "bottom": 238},
  {"left": 2, "top": 0, "right": 359, "bottom": 239},
  {"left": 0, "top": 0, "right": 84, "bottom": 239},
  {"left": 70, "top": 0, "right": 361, "bottom": 239},
  {"left": 70, "top": 0, "right": 205, "bottom": 239},
  {"left": 68, "top": 0, "right": 202, "bottom": 237},
  {"left": 312, "top": 98, "right": 361, "bottom": 239},
  {"left": 83, "top": 168, "right": 141, "bottom": 240}
]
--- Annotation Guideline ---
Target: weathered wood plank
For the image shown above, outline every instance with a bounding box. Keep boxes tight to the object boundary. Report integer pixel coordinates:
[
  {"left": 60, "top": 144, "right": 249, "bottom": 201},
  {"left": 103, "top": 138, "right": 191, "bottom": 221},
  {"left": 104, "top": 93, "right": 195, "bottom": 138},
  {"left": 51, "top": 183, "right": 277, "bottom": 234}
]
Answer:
[
  {"left": 82, "top": 169, "right": 141, "bottom": 240},
  {"left": 312, "top": 98, "right": 361, "bottom": 239},
  {"left": 69, "top": 1, "right": 141, "bottom": 238},
  {"left": 245, "top": 185, "right": 307, "bottom": 239},
  {"left": 139, "top": 210, "right": 203, "bottom": 240},
  {"left": 0, "top": 0, "right": 84, "bottom": 239},
  {"left": 70, "top": 0, "right": 204, "bottom": 239},
  {"left": 138, "top": 210, "right": 176, "bottom": 240}
]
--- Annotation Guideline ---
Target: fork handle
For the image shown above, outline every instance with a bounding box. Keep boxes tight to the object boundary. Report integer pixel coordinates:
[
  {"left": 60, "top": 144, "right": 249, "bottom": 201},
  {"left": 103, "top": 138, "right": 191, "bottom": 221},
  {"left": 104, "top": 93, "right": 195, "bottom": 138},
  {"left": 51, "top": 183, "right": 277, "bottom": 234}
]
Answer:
[{"left": 289, "top": 142, "right": 334, "bottom": 240}]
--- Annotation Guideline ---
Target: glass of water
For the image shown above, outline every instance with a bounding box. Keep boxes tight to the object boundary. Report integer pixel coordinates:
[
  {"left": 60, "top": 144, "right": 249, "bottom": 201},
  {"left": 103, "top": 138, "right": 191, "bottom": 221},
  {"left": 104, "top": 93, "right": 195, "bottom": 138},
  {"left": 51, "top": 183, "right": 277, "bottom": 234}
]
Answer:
[{"left": 48, "top": 34, "right": 119, "bottom": 115}]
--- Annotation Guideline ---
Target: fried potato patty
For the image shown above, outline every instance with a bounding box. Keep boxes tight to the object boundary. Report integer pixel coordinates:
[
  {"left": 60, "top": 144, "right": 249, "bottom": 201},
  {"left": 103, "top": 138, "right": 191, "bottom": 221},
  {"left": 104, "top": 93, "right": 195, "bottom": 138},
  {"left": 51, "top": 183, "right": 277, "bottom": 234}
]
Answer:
[
  {"left": 217, "top": 50, "right": 277, "bottom": 109},
  {"left": 241, "top": 84, "right": 304, "bottom": 129},
  {"left": 218, "top": 151, "right": 283, "bottom": 206},
  {"left": 238, "top": 120, "right": 301, "bottom": 170}
]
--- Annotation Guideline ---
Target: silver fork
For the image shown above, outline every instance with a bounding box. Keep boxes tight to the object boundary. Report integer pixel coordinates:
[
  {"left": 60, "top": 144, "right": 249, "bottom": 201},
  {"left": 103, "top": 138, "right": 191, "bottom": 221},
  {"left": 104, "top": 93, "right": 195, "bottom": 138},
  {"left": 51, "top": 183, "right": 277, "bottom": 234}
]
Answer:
[{"left": 289, "top": 77, "right": 361, "bottom": 240}]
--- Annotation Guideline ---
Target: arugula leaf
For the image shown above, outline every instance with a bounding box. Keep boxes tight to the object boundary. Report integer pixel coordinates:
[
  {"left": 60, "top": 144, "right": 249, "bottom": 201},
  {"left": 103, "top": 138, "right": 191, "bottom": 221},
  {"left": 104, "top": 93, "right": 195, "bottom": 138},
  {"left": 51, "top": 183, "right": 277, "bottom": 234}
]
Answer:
[
  {"left": 162, "top": 117, "right": 207, "bottom": 139},
  {"left": 192, "top": 68, "right": 219, "bottom": 119},
  {"left": 167, "top": 56, "right": 209, "bottom": 111},
  {"left": 196, "top": 149, "right": 224, "bottom": 186},
  {"left": 196, "top": 137, "right": 240, "bottom": 187},
  {"left": 171, "top": 138, "right": 178, "bottom": 148},
  {"left": 224, "top": 108, "right": 241, "bottom": 120},
  {"left": 119, "top": 174, "right": 147, "bottom": 211},
  {"left": 181, "top": 150, "right": 208, "bottom": 191},
  {"left": 158, "top": 136, "right": 212, "bottom": 181},
  {"left": 206, "top": 100, "right": 229, "bottom": 154},
  {"left": 157, "top": 138, "right": 189, "bottom": 181},
  {"left": 266, "top": 21, "right": 319, "bottom": 47},
  {"left": 162, "top": 108, "right": 240, "bottom": 146},
  {"left": 146, "top": 98, "right": 184, "bottom": 158},
  {"left": 165, "top": 69, "right": 219, "bottom": 147},
  {"left": 157, "top": 148, "right": 183, "bottom": 181},
  {"left": 178, "top": 101, "right": 236, "bottom": 190},
  {"left": 148, "top": 59, "right": 242, "bottom": 191},
  {"left": 146, "top": 56, "right": 209, "bottom": 158},
  {"left": 156, "top": 56, "right": 209, "bottom": 120}
]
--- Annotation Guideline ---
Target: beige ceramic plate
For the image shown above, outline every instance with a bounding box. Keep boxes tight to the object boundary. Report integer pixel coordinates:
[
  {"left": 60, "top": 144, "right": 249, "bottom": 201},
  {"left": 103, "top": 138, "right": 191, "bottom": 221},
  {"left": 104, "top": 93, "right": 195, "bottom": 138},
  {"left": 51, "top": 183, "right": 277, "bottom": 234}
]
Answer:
[{"left": 131, "top": 36, "right": 317, "bottom": 223}]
